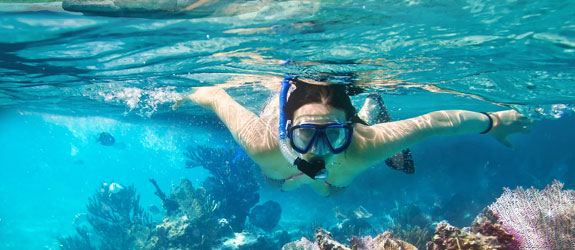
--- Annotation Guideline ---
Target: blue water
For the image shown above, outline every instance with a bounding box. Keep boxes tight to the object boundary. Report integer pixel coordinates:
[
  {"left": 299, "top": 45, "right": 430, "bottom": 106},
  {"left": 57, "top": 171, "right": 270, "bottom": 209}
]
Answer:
[{"left": 0, "top": 1, "right": 574, "bottom": 249}]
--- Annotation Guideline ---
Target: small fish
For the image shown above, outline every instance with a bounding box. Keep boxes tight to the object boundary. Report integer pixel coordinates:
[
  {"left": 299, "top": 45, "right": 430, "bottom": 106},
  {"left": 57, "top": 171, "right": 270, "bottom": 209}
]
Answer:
[
  {"left": 97, "top": 132, "right": 115, "bottom": 146},
  {"left": 353, "top": 206, "right": 373, "bottom": 219},
  {"left": 148, "top": 205, "right": 160, "bottom": 214},
  {"left": 109, "top": 182, "right": 124, "bottom": 194}
]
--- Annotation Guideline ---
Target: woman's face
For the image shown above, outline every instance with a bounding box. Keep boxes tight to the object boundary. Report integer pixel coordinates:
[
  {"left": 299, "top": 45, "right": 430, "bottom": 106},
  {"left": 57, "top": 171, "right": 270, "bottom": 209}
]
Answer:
[{"left": 292, "top": 103, "right": 347, "bottom": 163}]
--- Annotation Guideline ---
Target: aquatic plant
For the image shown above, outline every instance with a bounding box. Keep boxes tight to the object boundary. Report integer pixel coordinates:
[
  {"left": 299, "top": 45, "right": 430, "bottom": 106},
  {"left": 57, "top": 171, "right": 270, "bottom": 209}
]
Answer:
[
  {"left": 390, "top": 224, "right": 430, "bottom": 250},
  {"left": 58, "top": 226, "right": 95, "bottom": 250},
  {"left": 487, "top": 180, "right": 575, "bottom": 249},
  {"left": 87, "top": 183, "right": 153, "bottom": 249},
  {"left": 59, "top": 182, "right": 154, "bottom": 250},
  {"left": 388, "top": 202, "right": 433, "bottom": 248},
  {"left": 184, "top": 145, "right": 260, "bottom": 231},
  {"left": 87, "top": 183, "right": 151, "bottom": 226}
]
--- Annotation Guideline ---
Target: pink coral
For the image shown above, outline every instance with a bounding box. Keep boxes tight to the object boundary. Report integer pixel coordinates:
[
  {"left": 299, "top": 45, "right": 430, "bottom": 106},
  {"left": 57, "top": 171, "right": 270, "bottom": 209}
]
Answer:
[{"left": 488, "top": 180, "right": 575, "bottom": 249}]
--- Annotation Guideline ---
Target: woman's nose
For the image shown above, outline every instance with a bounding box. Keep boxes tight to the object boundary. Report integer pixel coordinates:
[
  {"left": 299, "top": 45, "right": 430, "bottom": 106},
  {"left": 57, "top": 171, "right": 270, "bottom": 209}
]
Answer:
[{"left": 310, "top": 137, "right": 329, "bottom": 155}]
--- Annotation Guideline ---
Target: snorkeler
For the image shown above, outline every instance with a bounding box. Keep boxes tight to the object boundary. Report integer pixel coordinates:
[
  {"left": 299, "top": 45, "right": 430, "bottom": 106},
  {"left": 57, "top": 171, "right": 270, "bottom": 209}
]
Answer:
[{"left": 174, "top": 77, "right": 532, "bottom": 196}]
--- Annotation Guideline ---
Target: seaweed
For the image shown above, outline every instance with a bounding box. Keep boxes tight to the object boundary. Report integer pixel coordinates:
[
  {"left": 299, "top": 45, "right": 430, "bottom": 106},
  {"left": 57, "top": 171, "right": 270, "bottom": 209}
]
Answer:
[
  {"left": 389, "top": 224, "right": 430, "bottom": 250},
  {"left": 59, "top": 182, "right": 153, "bottom": 250},
  {"left": 184, "top": 145, "right": 260, "bottom": 231},
  {"left": 86, "top": 184, "right": 151, "bottom": 226},
  {"left": 58, "top": 226, "right": 95, "bottom": 250}
]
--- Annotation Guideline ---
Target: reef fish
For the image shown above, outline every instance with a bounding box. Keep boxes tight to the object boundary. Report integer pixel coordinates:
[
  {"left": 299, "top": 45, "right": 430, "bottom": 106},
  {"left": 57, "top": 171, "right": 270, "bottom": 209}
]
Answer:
[
  {"left": 148, "top": 205, "right": 160, "bottom": 215},
  {"left": 109, "top": 182, "right": 124, "bottom": 194},
  {"left": 97, "top": 132, "right": 115, "bottom": 146}
]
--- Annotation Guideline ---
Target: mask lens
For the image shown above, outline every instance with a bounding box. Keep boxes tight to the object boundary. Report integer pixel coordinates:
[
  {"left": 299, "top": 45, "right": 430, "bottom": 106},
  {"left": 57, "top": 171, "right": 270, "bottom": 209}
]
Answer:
[
  {"left": 292, "top": 127, "right": 316, "bottom": 151},
  {"left": 325, "top": 127, "right": 347, "bottom": 150}
]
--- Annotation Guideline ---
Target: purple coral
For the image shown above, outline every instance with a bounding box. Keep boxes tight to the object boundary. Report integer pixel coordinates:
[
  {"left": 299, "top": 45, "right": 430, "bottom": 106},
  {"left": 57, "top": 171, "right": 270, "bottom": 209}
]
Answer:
[{"left": 488, "top": 180, "right": 575, "bottom": 250}]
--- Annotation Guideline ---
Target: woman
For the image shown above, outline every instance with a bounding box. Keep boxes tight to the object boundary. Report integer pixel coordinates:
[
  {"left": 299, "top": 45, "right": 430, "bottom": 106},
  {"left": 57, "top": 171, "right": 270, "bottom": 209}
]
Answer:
[{"left": 174, "top": 77, "right": 531, "bottom": 196}]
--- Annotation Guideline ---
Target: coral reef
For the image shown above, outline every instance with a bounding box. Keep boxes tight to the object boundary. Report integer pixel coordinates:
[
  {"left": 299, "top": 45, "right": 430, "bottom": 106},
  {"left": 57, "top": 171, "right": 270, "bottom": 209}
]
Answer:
[
  {"left": 149, "top": 178, "right": 179, "bottom": 216},
  {"left": 282, "top": 228, "right": 417, "bottom": 250},
  {"left": 219, "top": 230, "right": 293, "bottom": 250},
  {"left": 249, "top": 200, "right": 282, "bottom": 231},
  {"left": 184, "top": 145, "right": 260, "bottom": 231},
  {"left": 390, "top": 224, "right": 430, "bottom": 250},
  {"left": 487, "top": 180, "right": 575, "bottom": 249},
  {"left": 58, "top": 182, "right": 153, "bottom": 250},
  {"left": 145, "top": 178, "right": 233, "bottom": 250},
  {"left": 330, "top": 206, "right": 375, "bottom": 242},
  {"left": 282, "top": 237, "right": 320, "bottom": 250},
  {"left": 471, "top": 215, "right": 514, "bottom": 249},
  {"left": 349, "top": 232, "right": 418, "bottom": 250},
  {"left": 86, "top": 183, "right": 153, "bottom": 249},
  {"left": 59, "top": 180, "right": 234, "bottom": 250},
  {"left": 388, "top": 202, "right": 433, "bottom": 249},
  {"left": 426, "top": 221, "right": 513, "bottom": 250},
  {"left": 60, "top": 144, "right": 278, "bottom": 250}
]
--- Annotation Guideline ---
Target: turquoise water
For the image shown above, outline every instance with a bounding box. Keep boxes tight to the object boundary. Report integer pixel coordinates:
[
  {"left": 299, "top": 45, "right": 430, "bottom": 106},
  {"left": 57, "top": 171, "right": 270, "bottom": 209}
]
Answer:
[{"left": 0, "top": 1, "right": 574, "bottom": 249}]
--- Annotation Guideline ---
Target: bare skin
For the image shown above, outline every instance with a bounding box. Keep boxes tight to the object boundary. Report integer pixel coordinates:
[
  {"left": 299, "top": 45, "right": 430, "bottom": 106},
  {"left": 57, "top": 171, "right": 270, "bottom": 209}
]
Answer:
[{"left": 174, "top": 85, "right": 532, "bottom": 196}]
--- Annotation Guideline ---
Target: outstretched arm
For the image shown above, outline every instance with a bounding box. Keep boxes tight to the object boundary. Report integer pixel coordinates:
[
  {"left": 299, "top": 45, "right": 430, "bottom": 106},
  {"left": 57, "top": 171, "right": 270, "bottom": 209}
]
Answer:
[
  {"left": 351, "top": 110, "right": 531, "bottom": 167},
  {"left": 173, "top": 87, "right": 278, "bottom": 157}
]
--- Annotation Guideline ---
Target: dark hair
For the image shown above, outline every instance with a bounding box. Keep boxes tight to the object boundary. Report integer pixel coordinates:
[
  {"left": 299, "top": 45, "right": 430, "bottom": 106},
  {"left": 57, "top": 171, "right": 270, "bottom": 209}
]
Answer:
[{"left": 283, "top": 79, "right": 367, "bottom": 125}]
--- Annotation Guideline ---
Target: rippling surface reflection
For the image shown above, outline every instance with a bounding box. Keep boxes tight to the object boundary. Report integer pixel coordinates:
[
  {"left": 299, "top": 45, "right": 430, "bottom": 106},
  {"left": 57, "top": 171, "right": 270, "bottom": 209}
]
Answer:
[{"left": 0, "top": 0, "right": 574, "bottom": 119}]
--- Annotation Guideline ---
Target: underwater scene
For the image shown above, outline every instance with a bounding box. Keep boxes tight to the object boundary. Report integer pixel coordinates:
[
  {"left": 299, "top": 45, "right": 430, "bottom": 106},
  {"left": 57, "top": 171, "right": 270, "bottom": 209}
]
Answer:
[{"left": 0, "top": 0, "right": 574, "bottom": 249}]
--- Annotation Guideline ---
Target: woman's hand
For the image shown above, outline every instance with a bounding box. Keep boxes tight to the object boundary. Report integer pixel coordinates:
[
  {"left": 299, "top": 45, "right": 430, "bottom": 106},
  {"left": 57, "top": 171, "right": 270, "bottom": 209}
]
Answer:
[
  {"left": 172, "top": 86, "right": 224, "bottom": 110},
  {"left": 489, "top": 110, "right": 533, "bottom": 148}
]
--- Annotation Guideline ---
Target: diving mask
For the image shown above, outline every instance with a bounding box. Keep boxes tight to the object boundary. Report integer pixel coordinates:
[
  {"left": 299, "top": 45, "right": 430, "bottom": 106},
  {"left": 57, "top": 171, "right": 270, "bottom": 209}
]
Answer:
[{"left": 287, "top": 120, "right": 353, "bottom": 155}]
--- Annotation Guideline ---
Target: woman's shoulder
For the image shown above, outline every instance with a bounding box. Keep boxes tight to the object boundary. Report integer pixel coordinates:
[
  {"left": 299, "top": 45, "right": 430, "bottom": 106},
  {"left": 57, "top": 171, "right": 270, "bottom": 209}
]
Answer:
[{"left": 259, "top": 92, "right": 280, "bottom": 118}]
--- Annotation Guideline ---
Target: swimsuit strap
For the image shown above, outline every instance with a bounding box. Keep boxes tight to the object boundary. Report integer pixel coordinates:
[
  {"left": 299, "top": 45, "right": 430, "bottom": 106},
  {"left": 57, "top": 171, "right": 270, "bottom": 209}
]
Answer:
[
  {"left": 285, "top": 173, "right": 346, "bottom": 196},
  {"left": 284, "top": 173, "right": 305, "bottom": 181}
]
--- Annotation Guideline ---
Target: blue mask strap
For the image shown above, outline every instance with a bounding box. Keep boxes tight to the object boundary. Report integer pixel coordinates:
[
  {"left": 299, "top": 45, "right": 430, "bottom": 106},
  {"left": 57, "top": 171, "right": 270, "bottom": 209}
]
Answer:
[
  {"left": 279, "top": 76, "right": 295, "bottom": 140},
  {"left": 278, "top": 76, "right": 328, "bottom": 181}
]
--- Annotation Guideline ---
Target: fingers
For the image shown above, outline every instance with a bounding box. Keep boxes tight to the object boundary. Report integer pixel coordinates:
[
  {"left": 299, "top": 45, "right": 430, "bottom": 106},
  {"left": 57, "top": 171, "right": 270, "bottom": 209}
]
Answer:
[
  {"left": 172, "top": 99, "right": 186, "bottom": 110},
  {"left": 172, "top": 88, "right": 197, "bottom": 110}
]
